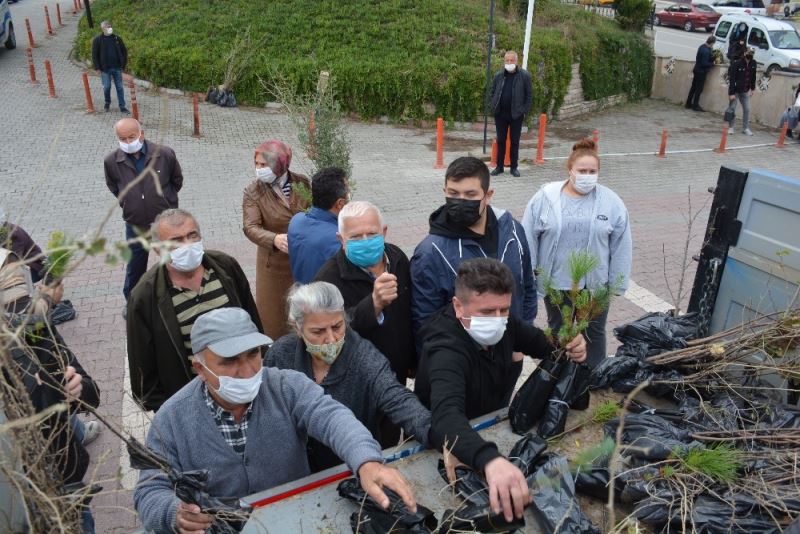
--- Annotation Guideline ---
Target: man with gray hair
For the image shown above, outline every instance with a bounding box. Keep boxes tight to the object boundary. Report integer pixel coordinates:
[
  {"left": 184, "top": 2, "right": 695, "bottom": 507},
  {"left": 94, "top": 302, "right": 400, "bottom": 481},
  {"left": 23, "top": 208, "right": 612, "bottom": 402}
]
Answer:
[
  {"left": 489, "top": 50, "right": 532, "bottom": 178},
  {"left": 136, "top": 307, "right": 417, "bottom": 533},
  {"left": 91, "top": 20, "right": 129, "bottom": 113},
  {"left": 104, "top": 117, "right": 183, "bottom": 305},
  {"left": 126, "top": 209, "right": 260, "bottom": 412}
]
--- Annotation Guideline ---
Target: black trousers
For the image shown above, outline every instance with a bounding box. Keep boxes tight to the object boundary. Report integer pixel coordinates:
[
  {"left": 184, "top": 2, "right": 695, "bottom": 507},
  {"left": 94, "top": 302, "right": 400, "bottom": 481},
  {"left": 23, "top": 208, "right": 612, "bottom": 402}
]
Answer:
[
  {"left": 686, "top": 71, "right": 708, "bottom": 109},
  {"left": 495, "top": 113, "right": 524, "bottom": 170}
]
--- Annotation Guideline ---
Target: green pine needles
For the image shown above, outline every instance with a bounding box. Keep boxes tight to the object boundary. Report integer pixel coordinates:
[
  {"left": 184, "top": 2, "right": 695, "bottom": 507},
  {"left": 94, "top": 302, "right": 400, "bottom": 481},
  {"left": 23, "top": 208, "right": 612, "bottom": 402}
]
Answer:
[
  {"left": 43, "top": 231, "right": 73, "bottom": 285},
  {"left": 676, "top": 445, "right": 742, "bottom": 484}
]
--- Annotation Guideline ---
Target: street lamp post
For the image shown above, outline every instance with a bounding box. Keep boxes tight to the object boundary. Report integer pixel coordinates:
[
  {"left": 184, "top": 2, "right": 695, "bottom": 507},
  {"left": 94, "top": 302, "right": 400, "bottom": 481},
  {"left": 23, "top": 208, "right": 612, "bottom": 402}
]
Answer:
[{"left": 482, "top": 0, "right": 496, "bottom": 154}]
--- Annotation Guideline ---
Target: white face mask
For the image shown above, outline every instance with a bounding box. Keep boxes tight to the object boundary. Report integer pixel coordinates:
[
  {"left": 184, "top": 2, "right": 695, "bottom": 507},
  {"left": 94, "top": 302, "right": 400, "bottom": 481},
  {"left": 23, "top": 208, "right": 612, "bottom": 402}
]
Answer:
[
  {"left": 119, "top": 138, "right": 143, "bottom": 154},
  {"left": 106, "top": 27, "right": 113, "bottom": 35},
  {"left": 572, "top": 173, "right": 598, "bottom": 195},
  {"left": 256, "top": 166, "right": 277, "bottom": 184},
  {"left": 504, "top": 64, "right": 516, "bottom": 73},
  {"left": 201, "top": 362, "right": 263, "bottom": 405},
  {"left": 169, "top": 241, "right": 204, "bottom": 272},
  {"left": 463, "top": 316, "right": 509, "bottom": 346}
]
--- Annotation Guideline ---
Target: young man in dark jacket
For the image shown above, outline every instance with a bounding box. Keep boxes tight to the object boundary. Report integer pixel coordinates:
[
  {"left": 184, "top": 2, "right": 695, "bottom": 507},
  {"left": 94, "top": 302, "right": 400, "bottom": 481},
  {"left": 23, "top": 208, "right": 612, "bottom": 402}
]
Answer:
[
  {"left": 410, "top": 156, "right": 536, "bottom": 341},
  {"left": 91, "top": 20, "right": 129, "bottom": 113},
  {"left": 104, "top": 118, "right": 184, "bottom": 303},
  {"left": 686, "top": 35, "right": 716, "bottom": 112},
  {"left": 126, "top": 209, "right": 261, "bottom": 412},
  {"left": 727, "top": 47, "right": 758, "bottom": 136},
  {"left": 415, "top": 258, "right": 585, "bottom": 523},
  {"left": 489, "top": 50, "right": 532, "bottom": 177}
]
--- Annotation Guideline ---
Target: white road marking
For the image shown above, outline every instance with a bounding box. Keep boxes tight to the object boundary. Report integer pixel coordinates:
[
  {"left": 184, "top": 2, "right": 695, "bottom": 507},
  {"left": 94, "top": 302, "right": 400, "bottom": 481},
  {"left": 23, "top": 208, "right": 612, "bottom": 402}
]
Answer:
[{"left": 626, "top": 279, "right": 675, "bottom": 313}]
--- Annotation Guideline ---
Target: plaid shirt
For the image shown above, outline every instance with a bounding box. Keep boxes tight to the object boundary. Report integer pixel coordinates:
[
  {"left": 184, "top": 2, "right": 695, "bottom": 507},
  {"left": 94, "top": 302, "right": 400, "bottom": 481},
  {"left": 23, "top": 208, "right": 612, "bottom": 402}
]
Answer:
[{"left": 202, "top": 384, "right": 253, "bottom": 454}]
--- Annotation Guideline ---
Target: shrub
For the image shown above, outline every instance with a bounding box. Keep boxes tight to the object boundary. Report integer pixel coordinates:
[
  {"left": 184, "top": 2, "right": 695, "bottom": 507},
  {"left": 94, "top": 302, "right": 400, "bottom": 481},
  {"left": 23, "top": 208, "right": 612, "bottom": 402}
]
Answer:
[{"left": 616, "top": 0, "right": 654, "bottom": 32}]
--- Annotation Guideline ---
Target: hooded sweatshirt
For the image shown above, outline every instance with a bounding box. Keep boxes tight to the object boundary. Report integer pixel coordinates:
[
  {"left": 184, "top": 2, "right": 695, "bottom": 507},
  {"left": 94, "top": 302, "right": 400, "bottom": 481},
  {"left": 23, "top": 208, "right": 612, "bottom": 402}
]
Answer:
[{"left": 410, "top": 205, "right": 536, "bottom": 337}]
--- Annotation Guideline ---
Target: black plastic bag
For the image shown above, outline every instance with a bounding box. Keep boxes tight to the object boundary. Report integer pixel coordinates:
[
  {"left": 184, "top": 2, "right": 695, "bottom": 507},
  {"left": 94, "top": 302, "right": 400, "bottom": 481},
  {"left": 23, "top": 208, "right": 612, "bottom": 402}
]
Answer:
[
  {"left": 509, "top": 358, "right": 565, "bottom": 434},
  {"left": 538, "top": 361, "right": 592, "bottom": 439},
  {"left": 573, "top": 467, "right": 626, "bottom": 502},
  {"left": 528, "top": 455, "right": 601, "bottom": 534},
  {"left": 50, "top": 299, "right": 76, "bottom": 324},
  {"left": 206, "top": 86, "right": 238, "bottom": 108},
  {"left": 350, "top": 509, "right": 432, "bottom": 534},
  {"left": 590, "top": 356, "right": 640, "bottom": 390},
  {"left": 337, "top": 477, "right": 437, "bottom": 532},
  {"left": 614, "top": 311, "right": 698, "bottom": 359},
  {"left": 508, "top": 433, "right": 548, "bottom": 477},
  {"left": 610, "top": 365, "right": 686, "bottom": 400},
  {"left": 439, "top": 504, "right": 525, "bottom": 533},
  {"left": 603, "top": 413, "right": 694, "bottom": 460},
  {"left": 436, "top": 460, "right": 489, "bottom": 507}
]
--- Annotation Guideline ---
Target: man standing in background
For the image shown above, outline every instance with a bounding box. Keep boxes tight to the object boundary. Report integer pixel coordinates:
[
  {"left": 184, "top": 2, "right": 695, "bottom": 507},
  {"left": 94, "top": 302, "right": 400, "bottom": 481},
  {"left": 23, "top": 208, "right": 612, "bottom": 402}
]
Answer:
[
  {"left": 92, "top": 20, "right": 130, "bottom": 114},
  {"left": 686, "top": 36, "right": 716, "bottom": 112},
  {"left": 489, "top": 50, "right": 532, "bottom": 178}
]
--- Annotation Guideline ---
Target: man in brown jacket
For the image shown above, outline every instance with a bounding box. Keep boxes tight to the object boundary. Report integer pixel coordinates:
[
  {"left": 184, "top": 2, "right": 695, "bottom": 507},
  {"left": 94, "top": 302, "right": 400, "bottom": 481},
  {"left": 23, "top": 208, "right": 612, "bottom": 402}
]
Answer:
[{"left": 104, "top": 118, "right": 183, "bottom": 307}]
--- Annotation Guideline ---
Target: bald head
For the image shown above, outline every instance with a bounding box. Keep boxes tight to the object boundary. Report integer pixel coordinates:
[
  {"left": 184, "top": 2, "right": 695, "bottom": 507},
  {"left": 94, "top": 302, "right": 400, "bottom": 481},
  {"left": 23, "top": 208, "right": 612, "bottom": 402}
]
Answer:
[{"left": 114, "top": 118, "right": 144, "bottom": 146}]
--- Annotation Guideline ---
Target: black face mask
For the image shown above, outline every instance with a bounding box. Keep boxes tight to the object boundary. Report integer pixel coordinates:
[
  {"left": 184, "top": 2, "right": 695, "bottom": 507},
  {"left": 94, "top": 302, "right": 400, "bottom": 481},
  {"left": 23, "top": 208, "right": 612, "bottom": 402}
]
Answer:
[{"left": 445, "top": 197, "right": 484, "bottom": 227}]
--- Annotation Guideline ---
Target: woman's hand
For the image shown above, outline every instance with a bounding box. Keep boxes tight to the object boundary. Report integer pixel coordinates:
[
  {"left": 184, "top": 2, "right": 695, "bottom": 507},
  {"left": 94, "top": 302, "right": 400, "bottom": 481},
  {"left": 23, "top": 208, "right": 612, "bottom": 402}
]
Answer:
[{"left": 273, "top": 233, "right": 289, "bottom": 253}]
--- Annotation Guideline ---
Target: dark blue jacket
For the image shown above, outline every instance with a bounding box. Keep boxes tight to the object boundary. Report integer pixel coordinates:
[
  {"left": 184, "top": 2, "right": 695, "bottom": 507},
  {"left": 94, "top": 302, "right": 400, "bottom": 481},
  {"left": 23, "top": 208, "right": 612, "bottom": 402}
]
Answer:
[
  {"left": 694, "top": 44, "right": 715, "bottom": 74},
  {"left": 410, "top": 206, "right": 537, "bottom": 337},
  {"left": 287, "top": 207, "right": 341, "bottom": 284}
]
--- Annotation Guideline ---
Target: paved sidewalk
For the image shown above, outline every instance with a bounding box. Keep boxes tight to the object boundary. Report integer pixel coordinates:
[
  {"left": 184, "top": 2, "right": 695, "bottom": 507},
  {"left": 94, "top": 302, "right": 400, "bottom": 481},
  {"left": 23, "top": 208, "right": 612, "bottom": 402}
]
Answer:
[{"left": 1, "top": 1, "right": 798, "bottom": 531}]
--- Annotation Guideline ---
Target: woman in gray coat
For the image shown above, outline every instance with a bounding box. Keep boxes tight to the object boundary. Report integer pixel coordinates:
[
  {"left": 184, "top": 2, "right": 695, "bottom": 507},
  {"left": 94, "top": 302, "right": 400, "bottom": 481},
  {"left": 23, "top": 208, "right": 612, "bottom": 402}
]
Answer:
[{"left": 265, "top": 281, "right": 431, "bottom": 471}]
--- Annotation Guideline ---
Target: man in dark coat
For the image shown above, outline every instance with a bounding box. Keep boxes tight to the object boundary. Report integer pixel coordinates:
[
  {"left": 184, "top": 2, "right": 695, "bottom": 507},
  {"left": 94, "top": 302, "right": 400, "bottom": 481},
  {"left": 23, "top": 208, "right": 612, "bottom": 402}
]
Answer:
[
  {"left": 686, "top": 35, "right": 716, "bottom": 112},
  {"left": 489, "top": 50, "right": 532, "bottom": 178},
  {"left": 0, "top": 207, "right": 44, "bottom": 281},
  {"left": 91, "top": 20, "right": 129, "bottom": 113},
  {"left": 104, "top": 118, "right": 184, "bottom": 303},
  {"left": 727, "top": 47, "right": 758, "bottom": 136}
]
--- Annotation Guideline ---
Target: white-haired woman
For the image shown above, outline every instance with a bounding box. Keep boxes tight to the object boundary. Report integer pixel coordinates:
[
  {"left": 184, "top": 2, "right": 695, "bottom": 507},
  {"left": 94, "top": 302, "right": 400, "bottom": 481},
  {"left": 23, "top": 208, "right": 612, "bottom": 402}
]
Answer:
[{"left": 265, "top": 281, "right": 431, "bottom": 472}]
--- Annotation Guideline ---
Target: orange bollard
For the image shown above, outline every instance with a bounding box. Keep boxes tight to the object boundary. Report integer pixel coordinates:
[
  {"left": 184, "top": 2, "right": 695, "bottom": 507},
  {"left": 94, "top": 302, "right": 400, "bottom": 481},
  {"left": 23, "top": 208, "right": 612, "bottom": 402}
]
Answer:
[
  {"left": 592, "top": 129, "right": 599, "bottom": 151},
  {"left": 192, "top": 93, "right": 201, "bottom": 138},
  {"left": 504, "top": 126, "right": 511, "bottom": 167},
  {"left": 713, "top": 124, "right": 728, "bottom": 153},
  {"left": 44, "top": 60, "right": 56, "bottom": 98},
  {"left": 25, "top": 18, "right": 37, "bottom": 48},
  {"left": 128, "top": 80, "right": 139, "bottom": 121},
  {"left": 535, "top": 113, "right": 547, "bottom": 164},
  {"left": 490, "top": 139, "right": 498, "bottom": 167},
  {"left": 308, "top": 111, "right": 316, "bottom": 158},
  {"left": 434, "top": 118, "right": 445, "bottom": 169},
  {"left": 56, "top": 4, "right": 64, "bottom": 27},
  {"left": 776, "top": 121, "right": 788, "bottom": 148},
  {"left": 26, "top": 48, "right": 38, "bottom": 84},
  {"left": 82, "top": 72, "right": 94, "bottom": 113},
  {"left": 657, "top": 129, "right": 668, "bottom": 158},
  {"left": 44, "top": 6, "right": 54, "bottom": 36}
]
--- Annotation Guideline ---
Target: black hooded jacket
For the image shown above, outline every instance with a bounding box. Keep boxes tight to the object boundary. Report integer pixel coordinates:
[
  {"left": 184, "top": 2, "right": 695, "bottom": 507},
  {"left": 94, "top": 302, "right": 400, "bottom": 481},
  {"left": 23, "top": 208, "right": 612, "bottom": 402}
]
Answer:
[{"left": 414, "top": 305, "right": 554, "bottom": 471}]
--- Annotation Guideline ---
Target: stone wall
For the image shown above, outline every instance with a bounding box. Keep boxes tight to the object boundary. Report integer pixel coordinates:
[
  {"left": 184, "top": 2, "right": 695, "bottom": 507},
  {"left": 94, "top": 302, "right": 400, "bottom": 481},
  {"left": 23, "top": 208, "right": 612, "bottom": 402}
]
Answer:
[{"left": 556, "top": 63, "right": 628, "bottom": 120}]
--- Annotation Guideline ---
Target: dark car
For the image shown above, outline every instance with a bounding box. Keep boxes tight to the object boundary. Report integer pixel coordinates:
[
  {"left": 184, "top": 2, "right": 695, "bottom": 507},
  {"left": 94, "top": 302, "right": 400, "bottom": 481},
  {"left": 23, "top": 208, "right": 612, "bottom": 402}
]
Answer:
[{"left": 655, "top": 3, "right": 722, "bottom": 32}]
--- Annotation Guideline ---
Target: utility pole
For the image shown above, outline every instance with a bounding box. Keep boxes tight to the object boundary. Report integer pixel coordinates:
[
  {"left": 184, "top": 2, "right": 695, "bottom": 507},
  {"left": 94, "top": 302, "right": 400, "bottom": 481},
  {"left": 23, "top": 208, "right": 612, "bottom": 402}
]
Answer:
[{"left": 522, "top": 0, "right": 535, "bottom": 70}]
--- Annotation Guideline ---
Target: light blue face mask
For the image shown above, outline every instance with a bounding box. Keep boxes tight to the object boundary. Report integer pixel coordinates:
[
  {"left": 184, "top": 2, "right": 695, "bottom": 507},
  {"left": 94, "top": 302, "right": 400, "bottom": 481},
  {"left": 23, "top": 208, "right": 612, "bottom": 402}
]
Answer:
[{"left": 345, "top": 235, "right": 385, "bottom": 268}]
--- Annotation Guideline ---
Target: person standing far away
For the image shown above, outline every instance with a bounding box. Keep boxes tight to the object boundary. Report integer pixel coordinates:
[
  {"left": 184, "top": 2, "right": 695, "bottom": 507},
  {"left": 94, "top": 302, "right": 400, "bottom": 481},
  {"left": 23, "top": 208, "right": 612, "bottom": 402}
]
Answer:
[
  {"left": 686, "top": 35, "right": 716, "bottom": 112},
  {"left": 91, "top": 20, "right": 130, "bottom": 114},
  {"left": 489, "top": 50, "right": 532, "bottom": 178},
  {"left": 104, "top": 118, "right": 184, "bottom": 313},
  {"left": 727, "top": 47, "right": 757, "bottom": 136}
]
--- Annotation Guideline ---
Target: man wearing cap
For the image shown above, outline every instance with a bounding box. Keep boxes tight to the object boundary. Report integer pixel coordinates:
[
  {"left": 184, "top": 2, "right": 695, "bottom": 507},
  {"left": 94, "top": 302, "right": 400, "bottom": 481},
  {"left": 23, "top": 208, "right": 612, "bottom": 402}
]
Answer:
[{"left": 134, "top": 307, "right": 417, "bottom": 533}]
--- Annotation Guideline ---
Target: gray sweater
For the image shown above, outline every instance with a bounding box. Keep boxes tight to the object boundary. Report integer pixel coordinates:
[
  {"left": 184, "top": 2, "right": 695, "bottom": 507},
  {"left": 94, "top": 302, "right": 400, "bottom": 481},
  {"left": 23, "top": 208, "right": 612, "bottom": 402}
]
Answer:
[
  {"left": 266, "top": 329, "right": 431, "bottom": 449},
  {"left": 134, "top": 367, "right": 383, "bottom": 533}
]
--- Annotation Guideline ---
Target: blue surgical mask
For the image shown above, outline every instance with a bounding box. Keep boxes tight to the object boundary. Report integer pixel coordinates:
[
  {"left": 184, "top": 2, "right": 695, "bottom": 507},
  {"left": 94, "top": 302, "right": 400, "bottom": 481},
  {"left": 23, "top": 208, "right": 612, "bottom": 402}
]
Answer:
[{"left": 345, "top": 235, "right": 385, "bottom": 268}]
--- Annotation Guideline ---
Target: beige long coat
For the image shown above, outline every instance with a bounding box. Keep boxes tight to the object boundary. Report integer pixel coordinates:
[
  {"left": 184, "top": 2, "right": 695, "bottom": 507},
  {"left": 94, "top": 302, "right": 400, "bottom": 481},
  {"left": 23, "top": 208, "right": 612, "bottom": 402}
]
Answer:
[{"left": 242, "top": 172, "right": 310, "bottom": 339}]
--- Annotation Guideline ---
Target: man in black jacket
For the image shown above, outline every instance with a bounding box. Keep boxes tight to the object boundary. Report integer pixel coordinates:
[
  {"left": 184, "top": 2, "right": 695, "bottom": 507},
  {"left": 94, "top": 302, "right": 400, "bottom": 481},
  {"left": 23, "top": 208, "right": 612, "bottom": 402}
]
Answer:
[
  {"left": 415, "top": 258, "right": 586, "bottom": 523},
  {"left": 126, "top": 209, "right": 262, "bottom": 412},
  {"left": 727, "top": 47, "right": 757, "bottom": 136},
  {"left": 91, "top": 20, "right": 129, "bottom": 113},
  {"left": 489, "top": 51, "right": 532, "bottom": 178},
  {"left": 686, "top": 35, "right": 716, "bottom": 112}
]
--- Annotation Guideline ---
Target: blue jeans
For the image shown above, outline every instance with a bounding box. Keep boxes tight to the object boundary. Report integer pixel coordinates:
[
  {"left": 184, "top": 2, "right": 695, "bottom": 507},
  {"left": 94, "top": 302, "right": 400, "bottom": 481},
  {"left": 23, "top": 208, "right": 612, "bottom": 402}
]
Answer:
[
  {"left": 101, "top": 68, "right": 127, "bottom": 109},
  {"left": 728, "top": 92, "right": 751, "bottom": 131},
  {"left": 123, "top": 223, "right": 149, "bottom": 300},
  {"left": 69, "top": 417, "right": 96, "bottom": 533},
  {"left": 71, "top": 415, "right": 86, "bottom": 443}
]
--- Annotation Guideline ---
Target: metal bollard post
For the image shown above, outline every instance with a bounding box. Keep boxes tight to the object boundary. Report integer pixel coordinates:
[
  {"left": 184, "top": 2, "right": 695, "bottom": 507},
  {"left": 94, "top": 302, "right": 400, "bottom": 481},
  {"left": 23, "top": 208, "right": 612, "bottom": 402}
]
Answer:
[
  {"left": 44, "top": 60, "right": 56, "bottom": 97},
  {"left": 27, "top": 48, "right": 38, "bottom": 84},
  {"left": 82, "top": 72, "right": 95, "bottom": 113}
]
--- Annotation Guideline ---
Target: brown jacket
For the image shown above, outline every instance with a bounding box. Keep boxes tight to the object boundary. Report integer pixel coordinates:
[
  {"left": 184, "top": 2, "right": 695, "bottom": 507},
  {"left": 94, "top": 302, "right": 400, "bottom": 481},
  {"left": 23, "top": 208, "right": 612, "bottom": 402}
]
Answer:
[
  {"left": 103, "top": 141, "right": 183, "bottom": 228},
  {"left": 242, "top": 172, "right": 310, "bottom": 338}
]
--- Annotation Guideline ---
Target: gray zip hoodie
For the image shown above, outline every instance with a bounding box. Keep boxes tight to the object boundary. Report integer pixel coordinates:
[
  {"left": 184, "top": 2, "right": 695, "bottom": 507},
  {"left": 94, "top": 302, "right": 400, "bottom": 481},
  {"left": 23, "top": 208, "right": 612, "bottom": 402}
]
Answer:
[{"left": 521, "top": 180, "right": 632, "bottom": 296}]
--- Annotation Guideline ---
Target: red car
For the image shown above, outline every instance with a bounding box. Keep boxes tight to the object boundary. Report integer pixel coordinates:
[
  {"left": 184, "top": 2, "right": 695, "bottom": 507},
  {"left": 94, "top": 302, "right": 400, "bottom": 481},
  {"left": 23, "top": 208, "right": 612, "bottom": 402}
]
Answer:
[{"left": 654, "top": 3, "right": 721, "bottom": 32}]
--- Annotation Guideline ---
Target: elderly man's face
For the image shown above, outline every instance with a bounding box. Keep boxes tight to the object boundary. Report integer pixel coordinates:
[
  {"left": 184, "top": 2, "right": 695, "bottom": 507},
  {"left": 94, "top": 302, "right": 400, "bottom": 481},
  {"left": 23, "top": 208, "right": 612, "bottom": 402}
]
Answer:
[
  {"left": 157, "top": 217, "right": 201, "bottom": 252},
  {"left": 338, "top": 209, "right": 386, "bottom": 246},
  {"left": 115, "top": 119, "right": 144, "bottom": 144},
  {"left": 193, "top": 349, "right": 262, "bottom": 400},
  {"left": 504, "top": 53, "right": 518, "bottom": 66},
  {"left": 299, "top": 311, "right": 346, "bottom": 346}
]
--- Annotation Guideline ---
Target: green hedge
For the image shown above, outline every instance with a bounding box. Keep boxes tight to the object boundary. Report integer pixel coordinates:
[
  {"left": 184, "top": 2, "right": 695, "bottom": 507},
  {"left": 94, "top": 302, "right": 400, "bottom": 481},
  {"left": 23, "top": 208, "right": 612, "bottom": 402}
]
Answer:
[{"left": 75, "top": 0, "right": 652, "bottom": 121}]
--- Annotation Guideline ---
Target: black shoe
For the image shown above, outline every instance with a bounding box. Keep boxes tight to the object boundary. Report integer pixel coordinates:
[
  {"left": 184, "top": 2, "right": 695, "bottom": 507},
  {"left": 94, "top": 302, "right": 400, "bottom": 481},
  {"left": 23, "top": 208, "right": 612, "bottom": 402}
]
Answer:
[
  {"left": 490, "top": 168, "right": 503, "bottom": 176},
  {"left": 693, "top": 106, "right": 705, "bottom": 112},
  {"left": 684, "top": 103, "right": 692, "bottom": 109},
  {"left": 120, "top": 108, "right": 131, "bottom": 115},
  {"left": 787, "top": 130, "right": 794, "bottom": 139},
  {"left": 510, "top": 169, "right": 521, "bottom": 177},
  {"left": 104, "top": 103, "right": 110, "bottom": 112}
]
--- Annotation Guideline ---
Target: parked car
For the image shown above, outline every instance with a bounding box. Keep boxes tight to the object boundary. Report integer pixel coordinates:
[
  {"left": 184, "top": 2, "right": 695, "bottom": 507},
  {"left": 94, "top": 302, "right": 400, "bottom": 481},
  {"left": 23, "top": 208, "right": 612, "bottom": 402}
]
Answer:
[
  {"left": 578, "top": 0, "right": 616, "bottom": 6},
  {"left": 1, "top": 0, "right": 15, "bottom": 50},
  {"left": 713, "top": 13, "right": 800, "bottom": 72},
  {"left": 655, "top": 3, "right": 721, "bottom": 31},
  {"left": 698, "top": 0, "right": 767, "bottom": 16},
  {"left": 778, "top": 0, "right": 800, "bottom": 16}
]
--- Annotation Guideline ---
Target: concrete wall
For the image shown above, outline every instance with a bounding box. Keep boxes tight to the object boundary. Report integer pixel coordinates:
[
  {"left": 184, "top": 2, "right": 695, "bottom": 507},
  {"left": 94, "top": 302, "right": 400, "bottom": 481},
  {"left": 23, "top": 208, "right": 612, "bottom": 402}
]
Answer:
[{"left": 651, "top": 56, "right": 800, "bottom": 129}]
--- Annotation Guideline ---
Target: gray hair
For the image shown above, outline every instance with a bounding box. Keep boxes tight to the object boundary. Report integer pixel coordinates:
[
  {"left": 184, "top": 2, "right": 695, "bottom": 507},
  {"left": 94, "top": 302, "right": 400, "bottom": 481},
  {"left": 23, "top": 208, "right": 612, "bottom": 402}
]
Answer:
[
  {"left": 100, "top": 20, "right": 111, "bottom": 28},
  {"left": 151, "top": 208, "right": 199, "bottom": 241},
  {"left": 504, "top": 50, "right": 518, "bottom": 60},
  {"left": 337, "top": 200, "right": 384, "bottom": 235},
  {"left": 286, "top": 282, "right": 345, "bottom": 329}
]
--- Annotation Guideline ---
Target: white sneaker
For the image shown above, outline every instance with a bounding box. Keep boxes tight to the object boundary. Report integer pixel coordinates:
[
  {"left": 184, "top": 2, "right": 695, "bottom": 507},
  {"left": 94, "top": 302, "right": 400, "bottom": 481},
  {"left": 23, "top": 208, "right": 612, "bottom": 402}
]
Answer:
[
  {"left": 82, "top": 420, "right": 102, "bottom": 445},
  {"left": 727, "top": 128, "right": 734, "bottom": 135},
  {"left": 743, "top": 129, "right": 753, "bottom": 136}
]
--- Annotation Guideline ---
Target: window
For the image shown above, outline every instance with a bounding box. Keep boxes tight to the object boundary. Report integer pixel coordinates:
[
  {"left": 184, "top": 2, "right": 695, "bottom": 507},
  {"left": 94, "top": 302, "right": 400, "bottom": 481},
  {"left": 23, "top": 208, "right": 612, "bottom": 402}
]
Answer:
[
  {"left": 746, "top": 0, "right": 765, "bottom": 7},
  {"left": 749, "top": 28, "right": 768, "bottom": 47},
  {"left": 680, "top": 6, "right": 692, "bottom": 12},
  {"left": 769, "top": 30, "right": 800, "bottom": 49},
  {"left": 696, "top": 4, "right": 715, "bottom": 11},
  {"left": 715, "top": 20, "right": 732, "bottom": 38}
]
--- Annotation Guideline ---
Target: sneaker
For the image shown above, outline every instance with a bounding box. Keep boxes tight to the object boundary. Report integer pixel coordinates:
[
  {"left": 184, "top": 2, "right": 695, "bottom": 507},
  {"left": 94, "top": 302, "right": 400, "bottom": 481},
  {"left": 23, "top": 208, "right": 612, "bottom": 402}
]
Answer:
[
  {"left": 743, "top": 128, "right": 753, "bottom": 136},
  {"left": 490, "top": 168, "right": 504, "bottom": 176},
  {"left": 120, "top": 108, "right": 131, "bottom": 115},
  {"left": 727, "top": 127, "right": 734, "bottom": 135},
  {"left": 510, "top": 168, "right": 521, "bottom": 177},
  {"left": 103, "top": 103, "right": 110, "bottom": 112},
  {"left": 82, "top": 421, "right": 102, "bottom": 446}
]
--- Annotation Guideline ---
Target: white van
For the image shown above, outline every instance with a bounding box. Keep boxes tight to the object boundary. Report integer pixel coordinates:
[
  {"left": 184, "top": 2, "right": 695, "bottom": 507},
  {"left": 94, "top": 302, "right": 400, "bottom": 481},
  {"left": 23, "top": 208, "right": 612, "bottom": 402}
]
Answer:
[
  {"left": 701, "top": 0, "right": 767, "bottom": 15},
  {"left": 0, "top": 0, "right": 15, "bottom": 50},
  {"left": 713, "top": 13, "right": 800, "bottom": 72}
]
